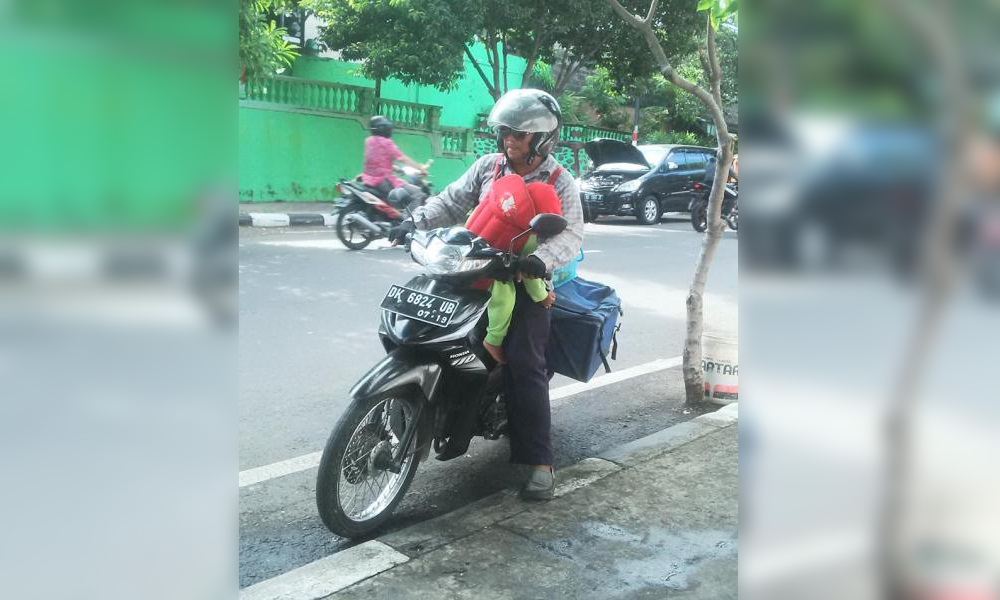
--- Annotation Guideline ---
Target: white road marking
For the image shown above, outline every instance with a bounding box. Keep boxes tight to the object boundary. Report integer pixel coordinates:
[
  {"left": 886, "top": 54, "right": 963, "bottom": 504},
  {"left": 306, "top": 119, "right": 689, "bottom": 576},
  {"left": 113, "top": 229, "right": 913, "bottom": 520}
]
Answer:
[
  {"left": 239, "top": 540, "right": 409, "bottom": 600},
  {"left": 550, "top": 356, "right": 682, "bottom": 404},
  {"left": 239, "top": 355, "right": 683, "bottom": 488},
  {"left": 258, "top": 239, "right": 395, "bottom": 250},
  {"left": 239, "top": 452, "right": 323, "bottom": 488},
  {"left": 322, "top": 213, "right": 337, "bottom": 226}
]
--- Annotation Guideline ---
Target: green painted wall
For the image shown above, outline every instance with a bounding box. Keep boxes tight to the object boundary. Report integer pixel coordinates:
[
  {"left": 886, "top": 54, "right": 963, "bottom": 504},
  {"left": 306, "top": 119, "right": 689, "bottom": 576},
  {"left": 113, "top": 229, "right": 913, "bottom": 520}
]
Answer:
[
  {"left": 238, "top": 104, "right": 474, "bottom": 203},
  {"left": 289, "top": 43, "right": 527, "bottom": 129}
]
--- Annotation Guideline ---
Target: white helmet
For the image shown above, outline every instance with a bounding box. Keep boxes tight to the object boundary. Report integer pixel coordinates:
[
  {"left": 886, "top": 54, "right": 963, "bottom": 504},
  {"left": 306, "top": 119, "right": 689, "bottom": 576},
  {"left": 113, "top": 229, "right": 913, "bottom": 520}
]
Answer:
[{"left": 487, "top": 89, "right": 562, "bottom": 163}]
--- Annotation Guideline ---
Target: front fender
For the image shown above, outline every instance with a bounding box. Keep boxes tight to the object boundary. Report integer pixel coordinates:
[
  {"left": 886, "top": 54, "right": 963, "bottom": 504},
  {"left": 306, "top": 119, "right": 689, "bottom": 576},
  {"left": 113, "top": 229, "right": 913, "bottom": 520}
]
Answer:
[
  {"left": 349, "top": 350, "right": 443, "bottom": 403},
  {"left": 349, "top": 350, "right": 443, "bottom": 462}
]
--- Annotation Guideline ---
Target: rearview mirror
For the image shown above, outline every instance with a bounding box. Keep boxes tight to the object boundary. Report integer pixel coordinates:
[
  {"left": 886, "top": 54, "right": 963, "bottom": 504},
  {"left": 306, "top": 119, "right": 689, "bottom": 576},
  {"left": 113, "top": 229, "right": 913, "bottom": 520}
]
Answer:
[
  {"left": 666, "top": 161, "right": 678, "bottom": 171},
  {"left": 529, "top": 213, "right": 568, "bottom": 238}
]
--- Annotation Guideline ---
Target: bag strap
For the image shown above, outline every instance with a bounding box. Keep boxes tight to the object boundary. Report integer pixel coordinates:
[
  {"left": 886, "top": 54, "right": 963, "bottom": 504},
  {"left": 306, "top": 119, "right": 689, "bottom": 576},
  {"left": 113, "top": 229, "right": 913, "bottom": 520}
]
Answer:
[
  {"left": 597, "top": 312, "right": 623, "bottom": 373},
  {"left": 546, "top": 166, "right": 564, "bottom": 185},
  {"left": 491, "top": 155, "right": 505, "bottom": 180}
]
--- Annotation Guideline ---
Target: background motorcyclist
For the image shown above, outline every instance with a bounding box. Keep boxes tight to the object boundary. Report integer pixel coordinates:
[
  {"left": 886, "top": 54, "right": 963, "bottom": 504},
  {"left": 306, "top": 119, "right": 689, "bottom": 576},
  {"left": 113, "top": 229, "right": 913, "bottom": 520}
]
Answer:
[
  {"left": 390, "top": 88, "right": 583, "bottom": 501},
  {"left": 361, "top": 115, "right": 429, "bottom": 208}
]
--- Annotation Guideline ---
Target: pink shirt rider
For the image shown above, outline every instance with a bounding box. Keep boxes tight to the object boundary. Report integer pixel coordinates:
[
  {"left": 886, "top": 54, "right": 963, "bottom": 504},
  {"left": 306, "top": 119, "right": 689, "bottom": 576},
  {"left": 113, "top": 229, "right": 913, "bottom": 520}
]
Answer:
[{"left": 360, "top": 135, "right": 404, "bottom": 188}]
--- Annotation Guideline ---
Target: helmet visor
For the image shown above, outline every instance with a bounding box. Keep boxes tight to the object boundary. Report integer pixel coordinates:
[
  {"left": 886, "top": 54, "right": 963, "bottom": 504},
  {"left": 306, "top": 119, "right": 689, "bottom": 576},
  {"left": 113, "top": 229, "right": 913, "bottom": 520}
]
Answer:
[{"left": 494, "top": 125, "right": 530, "bottom": 140}]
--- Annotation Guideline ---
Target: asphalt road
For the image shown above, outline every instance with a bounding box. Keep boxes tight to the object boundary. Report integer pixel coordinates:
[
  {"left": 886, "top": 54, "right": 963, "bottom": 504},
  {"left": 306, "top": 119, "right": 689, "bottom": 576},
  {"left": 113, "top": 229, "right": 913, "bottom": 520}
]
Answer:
[{"left": 238, "top": 215, "right": 739, "bottom": 588}]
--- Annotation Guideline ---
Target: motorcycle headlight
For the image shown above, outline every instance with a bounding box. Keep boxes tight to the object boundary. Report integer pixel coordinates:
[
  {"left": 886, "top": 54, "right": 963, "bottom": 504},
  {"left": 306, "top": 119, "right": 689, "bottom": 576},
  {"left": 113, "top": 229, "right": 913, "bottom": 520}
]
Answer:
[
  {"left": 616, "top": 178, "right": 641, "bottom": 193},
  {"left": 410, "top": 236, "right": 491, "bottom": 275}
]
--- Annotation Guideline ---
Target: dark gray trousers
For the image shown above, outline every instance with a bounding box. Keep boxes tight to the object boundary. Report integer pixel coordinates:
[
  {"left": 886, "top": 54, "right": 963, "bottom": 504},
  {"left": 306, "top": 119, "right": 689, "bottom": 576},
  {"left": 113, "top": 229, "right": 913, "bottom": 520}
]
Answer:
[{"left": 502, "top": 281, "right": 553, "bottom": 466}]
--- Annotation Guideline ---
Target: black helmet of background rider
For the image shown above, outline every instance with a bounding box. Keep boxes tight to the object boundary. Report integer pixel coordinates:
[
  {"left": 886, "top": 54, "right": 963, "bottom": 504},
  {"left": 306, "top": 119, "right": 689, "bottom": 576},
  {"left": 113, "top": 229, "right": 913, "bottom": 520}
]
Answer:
[
  {"left": 370, "top": 115, "right": 393, "bottom": 138},
  {"left": 487, "top": 89, "right": 562, "bottom": 166}
]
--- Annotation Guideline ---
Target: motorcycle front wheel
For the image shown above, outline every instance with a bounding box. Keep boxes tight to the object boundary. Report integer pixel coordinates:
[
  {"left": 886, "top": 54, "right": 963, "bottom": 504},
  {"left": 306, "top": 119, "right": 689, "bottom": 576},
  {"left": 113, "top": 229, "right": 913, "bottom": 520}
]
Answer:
[
  {"left": 336, "top": 208, "right": 375, "bottom": 250},
  {"left": 316, "top": 392, "right": 421, "bottom": 539},
  {"left": 725, "top": 207, "right": 738, "bottom": 231}
]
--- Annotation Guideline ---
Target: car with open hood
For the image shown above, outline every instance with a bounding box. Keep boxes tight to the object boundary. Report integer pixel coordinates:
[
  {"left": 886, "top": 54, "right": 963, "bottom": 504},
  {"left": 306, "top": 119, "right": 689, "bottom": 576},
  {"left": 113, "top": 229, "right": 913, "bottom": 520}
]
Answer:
[{"left": 578, "top": 139, "right": 717, "bottom": 224}]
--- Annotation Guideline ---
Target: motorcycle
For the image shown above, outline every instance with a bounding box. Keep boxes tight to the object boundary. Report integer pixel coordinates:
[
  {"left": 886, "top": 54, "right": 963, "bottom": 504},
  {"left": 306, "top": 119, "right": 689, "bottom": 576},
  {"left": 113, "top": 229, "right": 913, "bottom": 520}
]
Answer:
[
  {"left": 315, "top": 213, "right": 568, "bottom": 539},
  {"left": 690, "top": 181, "right": 738, "bottom": 233},
  {"left": 335, "top": 163, "right": 432, "bottom": 250}
]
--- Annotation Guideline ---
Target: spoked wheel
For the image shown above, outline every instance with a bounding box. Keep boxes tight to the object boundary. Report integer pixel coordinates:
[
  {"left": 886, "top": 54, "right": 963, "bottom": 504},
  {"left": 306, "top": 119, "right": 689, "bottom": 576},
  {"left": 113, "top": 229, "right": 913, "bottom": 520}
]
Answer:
[
  {"left": 725, "top": 206, "right": 738, "bottom": 231},
  {"left": 691, "top": 201, "right": 708, "bottom": 233},
  {"left": 336, "top": 208, "right": 375, "bottom": 250},
  {"left": 316, "top": 393, "right": 421, "bottom": 538}
]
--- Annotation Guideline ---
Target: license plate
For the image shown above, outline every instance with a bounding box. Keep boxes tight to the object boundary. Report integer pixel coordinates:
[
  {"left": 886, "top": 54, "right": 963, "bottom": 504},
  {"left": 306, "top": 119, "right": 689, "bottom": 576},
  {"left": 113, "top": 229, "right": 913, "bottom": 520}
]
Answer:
[{"left": 380, "top": 285, "right": 459, "bottom": 327}]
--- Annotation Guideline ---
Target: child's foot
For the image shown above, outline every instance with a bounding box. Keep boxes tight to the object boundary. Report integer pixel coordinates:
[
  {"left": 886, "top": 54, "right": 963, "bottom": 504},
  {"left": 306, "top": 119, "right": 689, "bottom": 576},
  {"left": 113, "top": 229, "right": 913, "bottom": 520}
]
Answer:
[{"left": 483, "top": 341, "right": 506, "bottom": 364}]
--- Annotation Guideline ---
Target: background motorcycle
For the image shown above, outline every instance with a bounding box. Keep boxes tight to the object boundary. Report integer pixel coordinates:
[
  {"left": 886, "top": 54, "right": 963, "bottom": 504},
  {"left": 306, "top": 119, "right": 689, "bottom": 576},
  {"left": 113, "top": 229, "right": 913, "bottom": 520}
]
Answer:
[
  {"left": 315, "top": 214, "right": 567, "bottom": 539},
  {"left": 690, "top": 181, "right": 738, "bottom": 232},
  {"left": 335, "top": 163, "right": 432, "bottom": 250}
]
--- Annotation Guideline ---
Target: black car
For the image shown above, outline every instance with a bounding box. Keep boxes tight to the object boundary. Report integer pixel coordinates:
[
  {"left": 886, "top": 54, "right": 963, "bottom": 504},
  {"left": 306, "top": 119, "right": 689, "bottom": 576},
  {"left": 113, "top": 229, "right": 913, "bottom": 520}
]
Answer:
[{"left": 578, "top": 139, "right": 716, "bottom": 225}]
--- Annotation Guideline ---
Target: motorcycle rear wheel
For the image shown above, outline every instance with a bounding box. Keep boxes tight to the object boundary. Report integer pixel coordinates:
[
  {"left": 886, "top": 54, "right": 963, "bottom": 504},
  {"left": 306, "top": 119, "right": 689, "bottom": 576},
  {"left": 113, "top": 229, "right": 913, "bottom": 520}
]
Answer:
[
  {"left": 316, "top": 392, "right": 421, "bottom": 539},
  {"left": 336, "top": 208, "right": 375, "bottom": 250},
  {"left": 725, "top": 207, "right": 738, "bottom": 231},
  {"left": 691, "top": 201, "right": 708, "bottom": 233}
]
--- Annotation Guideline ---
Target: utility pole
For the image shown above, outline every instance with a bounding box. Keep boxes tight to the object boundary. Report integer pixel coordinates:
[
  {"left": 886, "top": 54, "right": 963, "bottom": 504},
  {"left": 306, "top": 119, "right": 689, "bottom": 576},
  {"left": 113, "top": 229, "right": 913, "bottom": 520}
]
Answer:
[{"left": 632, "top": 96, "right": 640, "bottom": 145}]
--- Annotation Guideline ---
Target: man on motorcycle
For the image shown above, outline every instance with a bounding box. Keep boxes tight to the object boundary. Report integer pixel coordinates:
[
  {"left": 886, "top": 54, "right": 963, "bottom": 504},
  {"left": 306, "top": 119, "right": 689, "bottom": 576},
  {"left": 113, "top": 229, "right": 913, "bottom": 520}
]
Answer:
[
  {"left": 362, "top": 115, "right": 429, "bottom": 207},
  {"left": 389, "top": 89, "right": 584, "bottom": 501}
]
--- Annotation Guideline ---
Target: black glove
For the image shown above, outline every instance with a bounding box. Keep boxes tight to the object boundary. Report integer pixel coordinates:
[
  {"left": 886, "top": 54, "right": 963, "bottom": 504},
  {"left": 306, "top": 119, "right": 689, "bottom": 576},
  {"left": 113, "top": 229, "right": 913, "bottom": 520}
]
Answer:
[
  {"left": 517, "top": 255, "right": 547, "bottom": 279},
  {"left": 388, "top": 220, "right": 415, "bottom": 245}
]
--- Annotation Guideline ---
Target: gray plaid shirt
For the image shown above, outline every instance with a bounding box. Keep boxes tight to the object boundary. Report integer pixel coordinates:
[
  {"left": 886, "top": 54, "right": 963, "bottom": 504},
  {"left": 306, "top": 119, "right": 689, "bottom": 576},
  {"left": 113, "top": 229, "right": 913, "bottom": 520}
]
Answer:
[{"left": 412, "top": 153, "right": 583, "bottom": 273}]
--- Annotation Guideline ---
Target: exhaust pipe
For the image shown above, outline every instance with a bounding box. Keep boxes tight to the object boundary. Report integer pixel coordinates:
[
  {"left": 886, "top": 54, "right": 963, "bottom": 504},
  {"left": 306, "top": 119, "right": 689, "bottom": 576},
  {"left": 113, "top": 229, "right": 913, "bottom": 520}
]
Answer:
[{"left": 344, "top": 212, "right": 384, "bottom": 236}]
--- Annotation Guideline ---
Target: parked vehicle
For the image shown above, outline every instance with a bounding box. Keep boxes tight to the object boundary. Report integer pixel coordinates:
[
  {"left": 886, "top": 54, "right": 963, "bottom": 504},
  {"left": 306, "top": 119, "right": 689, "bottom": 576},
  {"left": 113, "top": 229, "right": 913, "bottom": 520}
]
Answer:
[
  {"left": 334, "top": 165, "right": 431, "bottom": 250},
  {"left": 742, "top": 115, "right": 937, "bottom": 272},
  {"left": 578, "top": 139, "right": 716, "bottom": 225},
  {"left": 690, "top": 182, "right": 739, "bottom": 232},
  {"left": 315, "top": 214, "right": 567, "bottom": 538}
]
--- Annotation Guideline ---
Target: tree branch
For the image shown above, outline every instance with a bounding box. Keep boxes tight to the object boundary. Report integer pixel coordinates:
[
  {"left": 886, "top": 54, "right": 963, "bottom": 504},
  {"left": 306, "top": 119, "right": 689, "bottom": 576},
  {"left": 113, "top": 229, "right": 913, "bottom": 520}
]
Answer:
[
  {"left": 706, "top": 16, "right": 723, "bottom": 109},
  {"left": 553, "top": 57, "right": 583, "bottom": 97},
  {"left": 606, "top": 0, "right": 644, "bottom": 27},
  {"left": 521, "top": 28, "right": 545, "bottom": 88},
  {"left": 502, "top": 30, "right": 509, "bottom": 93},
  {"left": 645, "top": 0, "right": 659, "bottom": 23},
  {"left": 465, "top": 43, "right": 497, "bottom": 99},
  {"left": 490, "top": 34, "right": 501, "bottom": 96}
]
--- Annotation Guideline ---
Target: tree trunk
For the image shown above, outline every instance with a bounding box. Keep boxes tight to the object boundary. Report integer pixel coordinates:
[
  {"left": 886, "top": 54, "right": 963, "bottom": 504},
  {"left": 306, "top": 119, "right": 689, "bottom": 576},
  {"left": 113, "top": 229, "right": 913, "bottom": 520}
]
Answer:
[
  {"left": 465, "top": 44, "right": 499, "bottom": 100},
  {"left": 489, "top": 38, "right": 501, "bottom": 98},
  {"left": 374, "top": 77, "right": 381, "bottom": 99},
  {"left": 520, "top": 30, "right": 544, "bottom": 88},
  {"left": 605, "top": 0, "right": 735, "bottom": 407},
  {"left": 683, "top": 138, "right": 733, "bottom": 405},
  {"left": 501, "top": 31, "right": 509, "bottom": 93}
]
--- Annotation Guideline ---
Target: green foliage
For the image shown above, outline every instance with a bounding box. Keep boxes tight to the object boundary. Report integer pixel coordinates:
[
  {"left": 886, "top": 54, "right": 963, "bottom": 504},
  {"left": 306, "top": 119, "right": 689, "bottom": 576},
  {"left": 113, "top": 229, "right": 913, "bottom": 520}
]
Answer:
[
  {"left": 642, "top": 129, "right": 711, "bottom": 146},
  {"left": 590, "top": 0, "right": 704, "bottom": 93},
  {"left": 527, "top": 60, "right": 555, "bottom": 92},
  {"left": 240, "top": 0, "right": 299, "bottom": 79},
  {"left": 697, "top": 0, "right": 738, "bottom": 30},
  {"left": 580, "top": 67, "right": 625, "bottom": 114},
  {"left": 576, "top": 67, "right": 624, "bottom": 130},
  {"left": 556, "top": 92, "right": 597, "bottom": 126},
  {"left": 305, "top": 0, "right": 479, "bottom": 90}
]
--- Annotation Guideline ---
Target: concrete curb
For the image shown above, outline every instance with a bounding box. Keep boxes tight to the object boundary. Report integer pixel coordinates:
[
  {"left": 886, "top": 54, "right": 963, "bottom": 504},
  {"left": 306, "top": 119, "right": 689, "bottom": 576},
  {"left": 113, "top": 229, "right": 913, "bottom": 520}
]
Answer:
[
  {"left": 240, "top": 212, "right": 338, "bottom": 227},
  {"left": 238, "top": 402, "right": 738, "bottom": 600}
]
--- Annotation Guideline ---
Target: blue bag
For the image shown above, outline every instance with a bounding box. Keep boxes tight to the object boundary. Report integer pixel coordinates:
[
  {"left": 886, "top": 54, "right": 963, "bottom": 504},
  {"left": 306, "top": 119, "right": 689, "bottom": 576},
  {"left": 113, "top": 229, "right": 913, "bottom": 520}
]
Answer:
[
  {"left": 552, "top": 249, "right": 584, "bottom": 288},
  {"left": 546, "top": 276, "right": 622, "bottom": 382}
]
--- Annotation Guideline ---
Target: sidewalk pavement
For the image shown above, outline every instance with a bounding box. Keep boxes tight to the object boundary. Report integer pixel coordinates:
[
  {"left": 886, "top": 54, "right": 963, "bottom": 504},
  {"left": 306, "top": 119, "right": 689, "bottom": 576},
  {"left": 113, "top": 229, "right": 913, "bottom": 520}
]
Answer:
[
  {"left": 239, "top": 202, "right": 339, "bottom": 227},
  {"left": 242, "top": 403, "right": 738, "bottom": 600}
]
